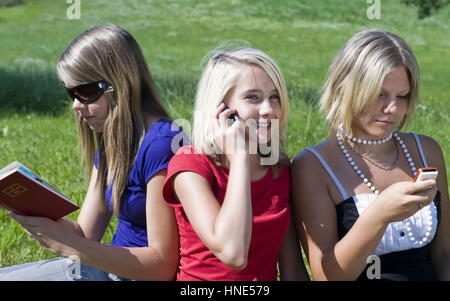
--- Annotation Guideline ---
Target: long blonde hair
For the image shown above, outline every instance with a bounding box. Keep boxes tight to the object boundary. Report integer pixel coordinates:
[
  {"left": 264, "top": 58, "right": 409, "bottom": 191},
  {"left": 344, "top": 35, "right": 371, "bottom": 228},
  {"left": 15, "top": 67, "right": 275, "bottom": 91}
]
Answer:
[
  {"left": 192, "top": 46, "right": 290, "bottom": 172},
  {"left": 57, "top": 24, "right": 169, "bottom": 216},
  {"left": 319, "top": 29, "right": 420, "bottom": 136}
]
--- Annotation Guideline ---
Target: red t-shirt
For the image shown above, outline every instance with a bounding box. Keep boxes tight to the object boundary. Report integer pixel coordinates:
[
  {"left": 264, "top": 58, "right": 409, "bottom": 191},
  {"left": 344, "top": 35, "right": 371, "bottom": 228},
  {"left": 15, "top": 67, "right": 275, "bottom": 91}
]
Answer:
[{"left": 163, "top": 145, "right": 290, "bottom": 281}]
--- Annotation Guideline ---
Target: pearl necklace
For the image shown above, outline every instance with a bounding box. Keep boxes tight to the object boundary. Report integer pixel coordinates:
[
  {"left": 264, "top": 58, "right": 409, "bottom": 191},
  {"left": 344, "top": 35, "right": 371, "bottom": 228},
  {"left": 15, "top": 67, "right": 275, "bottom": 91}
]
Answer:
[
  {"left": 338, "top": 123, "right": 393, "bottom": 145},
  {"left": 336, "top": 131, "right": 433, "bottom": 246}
]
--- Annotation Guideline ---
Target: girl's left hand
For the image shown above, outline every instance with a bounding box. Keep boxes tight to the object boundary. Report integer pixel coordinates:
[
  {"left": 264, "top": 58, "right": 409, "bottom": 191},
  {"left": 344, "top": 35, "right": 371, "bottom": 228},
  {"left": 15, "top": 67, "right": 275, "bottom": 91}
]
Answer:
[{"left": 10, "top": 213, "right": 80, "bottom": 257}]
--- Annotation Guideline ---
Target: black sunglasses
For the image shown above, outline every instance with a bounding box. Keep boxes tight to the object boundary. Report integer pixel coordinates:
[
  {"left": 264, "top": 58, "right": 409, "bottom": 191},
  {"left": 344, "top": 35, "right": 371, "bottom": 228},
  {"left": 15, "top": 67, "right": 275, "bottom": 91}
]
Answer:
[{"left": 64, "top": 80, "right": 114, "bottom": 104}]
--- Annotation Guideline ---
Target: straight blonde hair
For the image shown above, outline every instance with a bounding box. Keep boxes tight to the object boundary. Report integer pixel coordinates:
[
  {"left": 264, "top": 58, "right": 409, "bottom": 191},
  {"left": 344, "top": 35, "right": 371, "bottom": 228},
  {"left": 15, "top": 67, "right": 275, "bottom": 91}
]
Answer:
[
  {"left": 319, "top": 29, "right": 420, "bottom": 136},
  {"left": 192, "top": 46, "right": 290, "bottom": 172},
  {"left": 57, "top": 24, "right": 169, "bottom": 216}
]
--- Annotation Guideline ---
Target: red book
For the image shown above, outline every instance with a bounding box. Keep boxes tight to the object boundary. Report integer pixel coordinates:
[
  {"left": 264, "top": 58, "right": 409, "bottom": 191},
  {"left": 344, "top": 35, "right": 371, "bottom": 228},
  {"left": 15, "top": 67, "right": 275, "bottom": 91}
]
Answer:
[{"left": 0, "top": 161, "right": 79, "bottom": 221}]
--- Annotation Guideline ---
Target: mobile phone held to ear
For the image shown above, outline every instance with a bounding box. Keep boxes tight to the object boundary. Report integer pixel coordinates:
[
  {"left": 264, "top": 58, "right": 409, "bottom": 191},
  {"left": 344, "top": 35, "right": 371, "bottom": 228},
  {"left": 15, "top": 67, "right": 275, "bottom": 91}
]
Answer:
[
  {"left": 229, "top": 113, "right": 243, "bottom": 122},
  {"left": 224, "top": 106, "right": 243, "bottom": 125},
  {"left": 413, "top": 167, "right": 438, "bottom": 182}
]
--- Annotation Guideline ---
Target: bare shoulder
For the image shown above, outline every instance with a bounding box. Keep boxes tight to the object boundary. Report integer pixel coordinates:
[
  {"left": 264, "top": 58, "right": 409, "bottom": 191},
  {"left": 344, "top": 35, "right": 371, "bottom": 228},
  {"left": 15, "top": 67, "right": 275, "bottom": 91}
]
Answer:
[
  {"left": 416, "top": 134, "right": 443, "bottom": 154},
  {"left": 292, "top": 141, "right": 331, "bottom": 172},
  {"left": 292, "top": 140, "right": 336, "bottom": 199},
  {"left": 292, "top": 146, "right": 318, "bottom": 170},
  {"left": 407, "top": 132, "right": 445, "bottom": 164},
  {"left": 291, "top": 141, "right": 340, "bottom": 258},
  {"left": 293, "top": 145, "right": 323, "bottom": 187},
  {"left": 402, "top": 132, "right": 448, "bottom": 192}
]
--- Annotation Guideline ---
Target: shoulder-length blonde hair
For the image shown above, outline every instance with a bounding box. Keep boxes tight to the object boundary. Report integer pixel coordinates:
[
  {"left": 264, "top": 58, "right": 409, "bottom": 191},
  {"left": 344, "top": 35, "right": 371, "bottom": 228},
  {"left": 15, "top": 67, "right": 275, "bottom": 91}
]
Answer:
[
  {"left": 319, "top": 29, "right": 420, "bottom": 136},
  {"left": 57, "top": 24, "right": 169, "bottom": 216},
  {"left": 192, "top": 46, "right": 290, "bottom": 171}
]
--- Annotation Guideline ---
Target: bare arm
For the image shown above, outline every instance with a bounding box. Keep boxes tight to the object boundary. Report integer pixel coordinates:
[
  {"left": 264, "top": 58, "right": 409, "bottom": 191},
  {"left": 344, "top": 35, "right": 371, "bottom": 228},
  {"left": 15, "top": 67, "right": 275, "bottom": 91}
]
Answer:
[
  {"left": 292, "top": 152, "right": 386, "bottom": 280},
  {"left": 76, "top": 166, "right": 112, "bottom": 241},
  {"left": 292, "top": 150, "right": 437, "bottom": 280},
  {"left": 172, "top": 155, "right": 252, "bottom": 269},
  {"left": 168, "top": 103, "right": 253, "bottom": 269},
  {"left": 422, "top": 136, "right": 450, "bottom": 280},
  {"left": 12, "top": 169, "right": 179, "bottom": 280},
  {"left": 72, "top": 169, "right": 179, "bottom": 280},
  {"left": 14, "top": 166, "right": 112, "bottom": 251},
  {"left": 278, "top": 205, "right": 310, "bottom": 281}
]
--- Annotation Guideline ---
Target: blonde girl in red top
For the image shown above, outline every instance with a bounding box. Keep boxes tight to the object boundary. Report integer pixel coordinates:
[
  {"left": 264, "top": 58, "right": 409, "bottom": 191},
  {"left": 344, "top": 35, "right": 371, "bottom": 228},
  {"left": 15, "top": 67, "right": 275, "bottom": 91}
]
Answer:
[{"left": 163, "top": 47, "right": 309, "bottom": 281}]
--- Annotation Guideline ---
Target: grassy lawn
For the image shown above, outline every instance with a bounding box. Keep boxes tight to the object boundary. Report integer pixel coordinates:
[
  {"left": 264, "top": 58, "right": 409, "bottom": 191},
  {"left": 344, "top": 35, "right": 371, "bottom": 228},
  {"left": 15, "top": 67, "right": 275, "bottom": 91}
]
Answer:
[{"left": 0, "top": 0, "right": 449, "bottom": 270}]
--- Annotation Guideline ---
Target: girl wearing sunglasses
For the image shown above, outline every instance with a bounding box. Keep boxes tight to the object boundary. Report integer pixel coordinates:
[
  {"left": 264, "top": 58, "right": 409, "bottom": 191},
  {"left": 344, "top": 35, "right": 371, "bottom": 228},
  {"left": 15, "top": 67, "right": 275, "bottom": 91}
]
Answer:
[{"left": 0, "top": 24, "right": 184, "bottom": 281}]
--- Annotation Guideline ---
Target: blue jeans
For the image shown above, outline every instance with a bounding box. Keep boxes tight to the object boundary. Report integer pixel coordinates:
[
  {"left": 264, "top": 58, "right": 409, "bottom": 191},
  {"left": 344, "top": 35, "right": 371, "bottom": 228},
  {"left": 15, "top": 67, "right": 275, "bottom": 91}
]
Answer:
[{"left": 0, "top": 257, "right": 130, "bottom": 281}]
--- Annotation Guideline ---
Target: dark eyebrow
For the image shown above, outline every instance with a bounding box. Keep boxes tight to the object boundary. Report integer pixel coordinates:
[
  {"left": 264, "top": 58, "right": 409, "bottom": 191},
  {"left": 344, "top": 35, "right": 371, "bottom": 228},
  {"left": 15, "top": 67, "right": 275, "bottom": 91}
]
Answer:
[
  {"left": 241, "top": 88, "right": 279, "bottom": 94},
  {"left": 242, "top": 89, "right": 280, "bottom": 94},
  {"left": 244, "top": 89, "right": 261, "bottom": 94}
]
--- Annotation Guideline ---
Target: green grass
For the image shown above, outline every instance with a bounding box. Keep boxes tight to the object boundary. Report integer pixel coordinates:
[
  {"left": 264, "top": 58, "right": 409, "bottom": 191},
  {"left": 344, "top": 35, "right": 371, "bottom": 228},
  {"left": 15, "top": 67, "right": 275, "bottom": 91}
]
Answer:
[{"left": 0, "top": 0, "right": 449, "bottom": 271}]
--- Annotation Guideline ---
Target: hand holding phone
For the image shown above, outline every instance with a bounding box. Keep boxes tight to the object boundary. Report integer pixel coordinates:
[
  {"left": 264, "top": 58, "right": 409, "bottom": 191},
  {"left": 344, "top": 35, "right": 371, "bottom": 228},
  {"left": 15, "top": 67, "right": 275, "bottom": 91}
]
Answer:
[
  {"left": 224, "top": 106, "right": 243, "bottom": 125},
  {"left": 229, "top": 113, "right": 243, "bottom": 123},
  {"left": 413, "top": 167, "right": 438, "bottom": 182}
]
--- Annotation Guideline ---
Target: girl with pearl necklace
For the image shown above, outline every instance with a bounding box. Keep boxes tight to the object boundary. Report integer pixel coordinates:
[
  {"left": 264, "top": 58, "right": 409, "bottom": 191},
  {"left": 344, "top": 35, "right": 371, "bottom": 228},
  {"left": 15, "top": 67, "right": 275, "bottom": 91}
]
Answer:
[{"left": 292, "top": 29, "right": 450, "bottom": 281}]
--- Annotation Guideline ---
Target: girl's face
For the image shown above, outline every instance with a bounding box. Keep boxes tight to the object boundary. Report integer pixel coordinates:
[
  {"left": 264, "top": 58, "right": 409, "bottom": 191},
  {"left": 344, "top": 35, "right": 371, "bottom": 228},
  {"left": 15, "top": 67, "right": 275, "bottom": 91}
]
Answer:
[
  {"left": 353, "top": 66, "right": 410, "bottom": 139},
  {"left": 72, "top": 94, "right": 109, "bottom": 133},
  {"left": 223, "top": 65, "right": 282, "bottom": 143}
]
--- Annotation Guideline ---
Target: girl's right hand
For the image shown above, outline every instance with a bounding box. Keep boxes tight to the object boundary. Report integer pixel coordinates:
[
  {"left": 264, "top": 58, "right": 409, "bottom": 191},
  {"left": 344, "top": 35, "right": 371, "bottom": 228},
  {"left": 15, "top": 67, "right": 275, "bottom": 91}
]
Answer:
[
  {"left": 372, "top": 179, "right": 437, "bottom": 224},
  {"left": 213, "top": 103, "right": 248, "bottom": 163}
]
